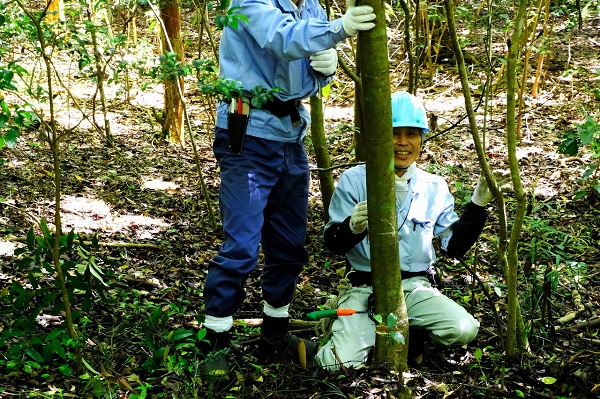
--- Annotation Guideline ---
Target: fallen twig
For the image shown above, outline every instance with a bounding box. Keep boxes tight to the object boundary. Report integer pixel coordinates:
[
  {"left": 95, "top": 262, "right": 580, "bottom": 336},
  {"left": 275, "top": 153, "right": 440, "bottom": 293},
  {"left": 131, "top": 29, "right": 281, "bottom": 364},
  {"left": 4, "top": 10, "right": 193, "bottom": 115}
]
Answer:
[
  {"left": 555, "top": 317, "right": 600, "bottom": 331},
  {"left": 558, "top": 287, "right": 585, "bottom": 324},
  {"left": 6, "top": 234, "right": 163, "bottom": 250}
]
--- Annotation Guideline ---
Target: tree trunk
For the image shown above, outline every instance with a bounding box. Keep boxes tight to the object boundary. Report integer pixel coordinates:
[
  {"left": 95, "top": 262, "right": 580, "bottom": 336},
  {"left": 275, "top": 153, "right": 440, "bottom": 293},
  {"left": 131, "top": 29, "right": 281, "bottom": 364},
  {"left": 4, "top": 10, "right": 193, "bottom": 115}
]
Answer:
[
  {"left": 310, "top": 95, "right": 335, "bottom": 221},
  {"left": 357, "top": 0, "right": 410, "bottom": 382},
  {"left": 160, "top": 3, "right": 184, "bottom": 145},
  {"left": 444, "top": 0, "right": 531, "bottom": 355},
  {"left": 45, "top": 0, "right": 64, "bottom": 23},
  {"left": 398, "top": 0, "right": 414, "bottom": 92},
  {"left": 504, "top": 0, "right": 530, "bottom": 357},
  {"left": 354, "top": 40, "right": 366, "bottom": 163}
]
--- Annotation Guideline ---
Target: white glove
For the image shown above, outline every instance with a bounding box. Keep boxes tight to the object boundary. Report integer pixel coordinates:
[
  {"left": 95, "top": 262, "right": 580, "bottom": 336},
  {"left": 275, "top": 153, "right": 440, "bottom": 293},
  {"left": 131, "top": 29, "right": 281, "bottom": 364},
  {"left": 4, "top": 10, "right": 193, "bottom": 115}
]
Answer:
[
  {"left": 349, "top": 201, "right": 368, "bottom": 234},
  {"left": 471, "top": 170, "right": 512, "bottom": 207},
  {"left": 310, "top": 48, "right": 338, "bottom": 76},
  {"left": 342, "top": 0, "right": 376, "bottom": 37}
]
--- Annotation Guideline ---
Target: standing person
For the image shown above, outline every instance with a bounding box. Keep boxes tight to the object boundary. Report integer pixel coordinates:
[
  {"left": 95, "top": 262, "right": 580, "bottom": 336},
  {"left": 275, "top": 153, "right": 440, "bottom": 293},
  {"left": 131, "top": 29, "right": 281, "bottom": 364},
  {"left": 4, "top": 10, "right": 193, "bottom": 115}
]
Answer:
[
  {"left": 314, "top": 91, "right": 508, "bottom": 370},
  {"left": 201, "top": 0, "right": 377, "bottom": 377}
]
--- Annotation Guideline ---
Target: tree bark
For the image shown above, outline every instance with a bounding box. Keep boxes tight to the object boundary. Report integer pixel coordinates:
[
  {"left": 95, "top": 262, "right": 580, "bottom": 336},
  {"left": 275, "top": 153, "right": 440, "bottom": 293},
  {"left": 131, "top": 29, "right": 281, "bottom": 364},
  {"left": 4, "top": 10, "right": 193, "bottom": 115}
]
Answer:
[
  {"left": 45, "top": 0, "right": 64, "bottom": 23},
  {"left": 160, "top": 2, "right": 184, "bottom": 144},
  {"left": 310, "top": 95, "right": 335, "bottom": 221},
  {"left": 357, "top": 0, "right": 410, "bottom": 380},
  {"left": 505, "top": 0, "right": 530, "bottom": 356}
]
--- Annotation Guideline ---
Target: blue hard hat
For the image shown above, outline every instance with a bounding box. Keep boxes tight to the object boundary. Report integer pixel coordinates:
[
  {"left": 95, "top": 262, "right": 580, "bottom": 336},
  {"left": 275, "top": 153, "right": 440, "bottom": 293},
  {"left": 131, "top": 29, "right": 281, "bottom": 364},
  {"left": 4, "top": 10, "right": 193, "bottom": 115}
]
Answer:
[{"left": 391, "top": 91, "right": 429, "bottom": 133}]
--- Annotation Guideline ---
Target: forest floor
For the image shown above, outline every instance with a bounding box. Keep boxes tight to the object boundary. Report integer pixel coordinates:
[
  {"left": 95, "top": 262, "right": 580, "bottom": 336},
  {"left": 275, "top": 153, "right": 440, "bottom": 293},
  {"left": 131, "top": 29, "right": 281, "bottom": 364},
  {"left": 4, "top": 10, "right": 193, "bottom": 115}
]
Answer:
[{"left": 2, "top": 11, "right": 600, "bottom": 399}]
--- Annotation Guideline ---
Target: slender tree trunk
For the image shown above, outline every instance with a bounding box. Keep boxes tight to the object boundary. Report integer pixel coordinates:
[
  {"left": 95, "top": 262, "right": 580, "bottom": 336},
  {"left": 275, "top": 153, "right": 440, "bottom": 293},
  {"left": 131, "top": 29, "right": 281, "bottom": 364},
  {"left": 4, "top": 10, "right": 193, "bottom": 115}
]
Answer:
[
  {"left": 353, "top": 39, "right": 366, "bottom": 163},
  {"left": 445, "top": 0, "right": 531, "bottom": 355},
  {"left": 88, "top": 0, "right": 113, "bottom": 147},
  {"left": 17, "top": 0, "right": 79, "bottom": 370},
  {"left": 358, "top": 0, "right": 410, "bottom": 384},
  {"left": 398, "top": 0, "right": 415, "bottom": 93},
  {"left": 310, "top": 95, "right": 335, "bottom": 221},
  {"left": 160, "top": 2, "right": 184, "bottom": 144},
  {"left": 45, "top": 0, "right": 64, "bottom": 23},
  {"left": 505, "top": 0, "right": 530, "bottom": 356}
]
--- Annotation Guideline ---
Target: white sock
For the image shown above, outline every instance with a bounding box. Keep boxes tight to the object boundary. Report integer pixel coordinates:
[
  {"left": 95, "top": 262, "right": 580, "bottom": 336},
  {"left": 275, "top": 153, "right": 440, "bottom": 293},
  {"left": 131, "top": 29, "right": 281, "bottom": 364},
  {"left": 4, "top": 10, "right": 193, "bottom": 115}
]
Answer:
[
  {"left": 204, "top": 315, "right": 233, "bottom": 332},
  {"left": 263, "top": 302, "right": 290, "bottom": 318}
]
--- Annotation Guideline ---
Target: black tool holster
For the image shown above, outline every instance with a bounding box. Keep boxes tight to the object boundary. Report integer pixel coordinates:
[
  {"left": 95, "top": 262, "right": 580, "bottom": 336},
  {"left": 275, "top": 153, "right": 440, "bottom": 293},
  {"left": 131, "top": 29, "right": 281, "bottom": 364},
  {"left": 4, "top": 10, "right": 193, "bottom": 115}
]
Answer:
[{"left": 227, "top": 98, "right": 249, "bottom": 154}]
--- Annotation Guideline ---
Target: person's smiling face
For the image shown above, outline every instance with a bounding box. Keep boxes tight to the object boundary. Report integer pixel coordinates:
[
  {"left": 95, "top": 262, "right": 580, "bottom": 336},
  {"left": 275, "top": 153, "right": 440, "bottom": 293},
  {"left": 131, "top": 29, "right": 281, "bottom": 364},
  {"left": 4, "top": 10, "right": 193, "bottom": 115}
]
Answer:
[{"left": 393, "top": 126, "right": 422, "bottom": 174}]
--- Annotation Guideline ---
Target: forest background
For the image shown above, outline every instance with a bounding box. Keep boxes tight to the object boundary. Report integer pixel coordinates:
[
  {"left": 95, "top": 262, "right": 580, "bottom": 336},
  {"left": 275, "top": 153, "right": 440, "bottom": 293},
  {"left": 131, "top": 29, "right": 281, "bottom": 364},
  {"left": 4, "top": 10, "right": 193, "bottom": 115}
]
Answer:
[{"left": 1, "top": 0, "right": 600, "bottom": 397}]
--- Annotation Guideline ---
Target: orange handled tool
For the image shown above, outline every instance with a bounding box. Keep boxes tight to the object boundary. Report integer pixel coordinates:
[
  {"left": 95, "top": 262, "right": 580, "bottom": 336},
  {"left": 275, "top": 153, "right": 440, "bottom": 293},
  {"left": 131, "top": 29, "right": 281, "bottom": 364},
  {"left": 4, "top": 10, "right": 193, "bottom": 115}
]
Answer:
[{"left": 305, "top": 308, "right": 370, "bottom": 321}]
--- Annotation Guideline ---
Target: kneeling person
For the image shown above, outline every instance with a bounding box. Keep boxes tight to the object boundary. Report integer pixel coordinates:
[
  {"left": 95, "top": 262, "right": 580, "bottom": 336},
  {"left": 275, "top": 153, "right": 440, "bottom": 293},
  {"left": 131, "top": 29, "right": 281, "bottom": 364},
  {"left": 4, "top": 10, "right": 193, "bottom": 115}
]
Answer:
[{"left": 315, "top": 91, "right": 497, "bottom": 370}]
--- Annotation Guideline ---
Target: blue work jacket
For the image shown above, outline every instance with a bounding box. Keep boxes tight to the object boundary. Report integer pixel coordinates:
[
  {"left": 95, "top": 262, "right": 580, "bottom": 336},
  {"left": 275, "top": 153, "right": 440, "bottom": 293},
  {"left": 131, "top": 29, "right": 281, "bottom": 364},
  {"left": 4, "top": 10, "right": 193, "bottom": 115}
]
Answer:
[
  {"left": 326, "top": 165, "right": 459, "bottom": 273},
  {"left": 215, "top": 0, "right": 349, "bottom": 142}
]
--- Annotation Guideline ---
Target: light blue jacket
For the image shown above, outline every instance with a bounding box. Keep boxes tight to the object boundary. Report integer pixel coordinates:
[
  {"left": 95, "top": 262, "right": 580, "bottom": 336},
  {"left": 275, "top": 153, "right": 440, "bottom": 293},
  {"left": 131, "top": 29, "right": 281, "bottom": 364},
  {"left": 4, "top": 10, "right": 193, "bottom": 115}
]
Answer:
[
  {"left": 326, "top": 165, "right": 459, "bottom": 272},
  {"left": 215, "top": 0, "right": 349, "bottom": 142}
]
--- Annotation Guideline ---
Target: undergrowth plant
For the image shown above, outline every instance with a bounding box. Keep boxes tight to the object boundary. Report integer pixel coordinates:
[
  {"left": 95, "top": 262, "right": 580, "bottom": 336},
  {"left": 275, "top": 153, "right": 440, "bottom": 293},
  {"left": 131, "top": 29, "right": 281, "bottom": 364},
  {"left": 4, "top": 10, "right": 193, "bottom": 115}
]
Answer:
[
  {"left": 519, "top": 200, "right": 591, "bottom": 341},
  {"left": 0, "top": 222, "right": 112, "bottom": 376},
  {"left": 558, "top": 112, "right": 600, "bottom": 200}
]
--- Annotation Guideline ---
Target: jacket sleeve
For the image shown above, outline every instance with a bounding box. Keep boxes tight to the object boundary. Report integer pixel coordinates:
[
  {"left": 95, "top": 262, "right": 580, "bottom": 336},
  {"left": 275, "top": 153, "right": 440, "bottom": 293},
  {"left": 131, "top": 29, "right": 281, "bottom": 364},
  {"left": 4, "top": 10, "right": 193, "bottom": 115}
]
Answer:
[
  {"left": 238, "top": 0, "right": 347, "bottom": 61},
  {"left": 324, "top": 216, "right": 368, "bottom": 255},
  {"left": 444, "top": 201, "right": 489, "bottom": 258}
]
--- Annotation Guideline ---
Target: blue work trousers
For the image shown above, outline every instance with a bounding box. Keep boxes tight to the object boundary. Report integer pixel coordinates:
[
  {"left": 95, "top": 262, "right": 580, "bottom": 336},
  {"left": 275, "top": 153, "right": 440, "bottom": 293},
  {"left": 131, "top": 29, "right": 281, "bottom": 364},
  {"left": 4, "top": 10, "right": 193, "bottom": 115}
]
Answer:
[{"left": 204, "top": 127, "right": 310, "bottom": 318}]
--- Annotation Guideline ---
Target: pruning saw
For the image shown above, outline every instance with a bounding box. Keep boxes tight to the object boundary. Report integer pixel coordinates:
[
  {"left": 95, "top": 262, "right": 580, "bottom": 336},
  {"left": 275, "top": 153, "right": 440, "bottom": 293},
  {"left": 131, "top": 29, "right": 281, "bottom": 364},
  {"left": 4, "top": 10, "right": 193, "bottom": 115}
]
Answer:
[
  {"left": 306, "top": 309, "right": 424, "bottom": 322},
  {"left": 306, "top": 308, "right": 371, "bottom": 321}
]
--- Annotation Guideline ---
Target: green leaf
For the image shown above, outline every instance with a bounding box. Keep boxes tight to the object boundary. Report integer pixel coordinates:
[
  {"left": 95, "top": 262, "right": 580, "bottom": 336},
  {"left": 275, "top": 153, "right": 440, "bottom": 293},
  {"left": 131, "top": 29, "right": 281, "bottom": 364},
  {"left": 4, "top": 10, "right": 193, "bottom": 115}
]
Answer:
[
  {"left": 26, "top": 227, "right": 35, "bottom": 250},
  {"left": 14, "top": 247, "right": 27, "bottom": 256},
  {"left": 558, "top": 137, "right": 580, "bottom": 156},
  {"left": 0, "top": 100, "right": 9, "bottom": 114},
  {"left": 36, "top": 236, "right": 49, "bottom": 249},
  {"left": 229, "top": 16, "right": 239, "bottom": 29},
  {"left": 386, "top": 313, "right": 399, "bottom": 329},
  {"left": 45, "top": 328, "right": 64, "bottom": 341},
  {"left": 216, "top": 15, "right": 229, "bottom": 29},
  {"left": 25, "top": 348, "right": 44, "bottom": 363},
  {"left": 390, "top": 331, "right": 405, "bottom": 345},
  {"left": 321, "top": 82, "right": 331, "bottom": 98},
  {"left": 515, "top": 389, "right": 525, "bottom": 398},
  {"left": 39, "top": 218, "right": 53, "bottom": 245},
  {"left": 58, "top": 364, "right": 72, "bottom": 376},
  {"left": 51, "top": 339, "right": 66, "bottom": 361},
  {"left": 82, "top": 358, "right": 100, "bottom": 375},
  {"left": 474, "top": 347, "right": 483, "bottom": 362},
  {"left": 572, "top": 190, "right": 589, "bottom": 200},
  {"left": 89, "top": 263, "right": 108, "bottom": 286},
  {"left": 494, "top": 286, "right": 502, "bottom": 297},
  {"left": 168, "top": 329, "right": 195, "bottom": 342},
  {"left": 5, "top": 127, "right": 19, "bottom": 148},
  {"left": 541, "top": 376, "right": 557, "bottom": 385},
  {"left": 578, "top": 116, "right": 598, "bottom": 145},
  {"left": 24, "top": 361, "right": 41, "bottom": 374}
]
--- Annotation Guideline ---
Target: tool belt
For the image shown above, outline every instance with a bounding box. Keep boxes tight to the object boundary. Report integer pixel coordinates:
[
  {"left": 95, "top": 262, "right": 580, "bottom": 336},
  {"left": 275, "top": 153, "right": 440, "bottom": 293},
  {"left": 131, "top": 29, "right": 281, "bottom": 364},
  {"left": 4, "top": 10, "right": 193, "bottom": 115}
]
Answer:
[
  {"left": 251, "top": 98, "right": 302, "bottom": 127},
  {"left": 345, "top": 267, "right": 433, "bottom": 287}
]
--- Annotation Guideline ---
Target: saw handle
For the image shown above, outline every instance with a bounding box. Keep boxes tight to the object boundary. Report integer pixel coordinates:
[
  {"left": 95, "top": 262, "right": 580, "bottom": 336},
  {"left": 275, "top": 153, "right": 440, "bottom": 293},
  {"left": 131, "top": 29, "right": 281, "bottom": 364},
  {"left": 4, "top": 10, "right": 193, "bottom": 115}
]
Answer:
[{"left": 305, "top": 308, "right": 358, "bottom": 320}]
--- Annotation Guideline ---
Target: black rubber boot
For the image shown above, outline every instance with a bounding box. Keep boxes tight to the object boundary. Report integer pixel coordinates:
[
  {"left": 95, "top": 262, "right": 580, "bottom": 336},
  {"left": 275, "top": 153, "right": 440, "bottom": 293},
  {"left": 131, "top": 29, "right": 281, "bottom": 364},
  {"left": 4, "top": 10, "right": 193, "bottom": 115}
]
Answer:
[
  {"left": 256, "top": 315, "right": 318, "bottom": 367},
  {"left": 200, "top": 328, "right": 231, "bottom": 379},
  {"left": 408, "top": 327, "right": 428, "bottom": 366}
]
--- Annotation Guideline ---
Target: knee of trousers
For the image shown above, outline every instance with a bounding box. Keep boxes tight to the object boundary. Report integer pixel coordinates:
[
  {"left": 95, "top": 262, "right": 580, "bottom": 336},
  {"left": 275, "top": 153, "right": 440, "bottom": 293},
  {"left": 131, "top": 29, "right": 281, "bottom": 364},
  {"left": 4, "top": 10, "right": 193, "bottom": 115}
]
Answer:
[
  {"left": 315, "top": 339, "right": 373, "bottom": 371},
  {"left": 433, "top": 316, "right": 480, "bottom": 346}
]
